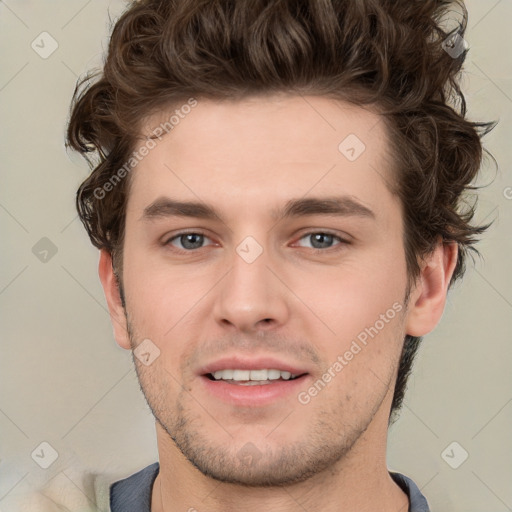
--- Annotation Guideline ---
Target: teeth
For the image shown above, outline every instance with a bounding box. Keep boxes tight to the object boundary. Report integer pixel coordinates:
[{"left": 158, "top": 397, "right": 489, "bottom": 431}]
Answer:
[
  {"left": 233, "top": 369, "right": 250, "bottom": 381},
  {"left": 267, "top": 369, "right": 281, "bottom": 380},
  {"left": 211, "top": 369, "right": 300, "bottom": 381}
]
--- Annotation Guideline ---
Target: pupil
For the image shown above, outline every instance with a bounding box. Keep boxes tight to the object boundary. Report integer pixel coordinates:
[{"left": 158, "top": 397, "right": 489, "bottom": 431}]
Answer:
[
  {"left": 312, "top": 233, "right": 332, "bottom": 249},
  {"left": 182, "top": 233, "right": 203, "bottom": 249}
]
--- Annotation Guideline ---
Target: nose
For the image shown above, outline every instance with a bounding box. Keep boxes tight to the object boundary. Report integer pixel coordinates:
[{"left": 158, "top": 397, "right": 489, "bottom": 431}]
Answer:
[{"left": 213, "top": 240, "right": 290, "bottom": 333}]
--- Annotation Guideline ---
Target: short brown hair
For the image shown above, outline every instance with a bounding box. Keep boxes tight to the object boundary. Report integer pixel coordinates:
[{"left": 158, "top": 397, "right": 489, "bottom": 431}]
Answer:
[{"left": 66, "top": 0, "right": 495, "bottom": 420}]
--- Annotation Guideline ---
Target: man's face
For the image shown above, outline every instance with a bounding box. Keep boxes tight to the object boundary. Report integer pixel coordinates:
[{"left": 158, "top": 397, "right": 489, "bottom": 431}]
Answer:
[{"left": 119, "top": 95, "right": 411, "bottom": 485}]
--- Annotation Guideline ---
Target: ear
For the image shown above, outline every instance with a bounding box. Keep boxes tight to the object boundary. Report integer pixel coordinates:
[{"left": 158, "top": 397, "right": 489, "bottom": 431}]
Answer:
[
  {"left": 98, "top": 249, "right": 131, "bottom": 350},
  {"left": 405, "top": 240, "right": 458, "bottom": 336}
]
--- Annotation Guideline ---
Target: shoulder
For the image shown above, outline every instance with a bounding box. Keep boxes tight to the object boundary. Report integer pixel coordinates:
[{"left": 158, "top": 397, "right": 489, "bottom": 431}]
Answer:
[
  {"left": 110, "top": 462, "right": 160, "bottom": 512},
  {"left": 390, "top": 472, "right": 431, "bottom": 512},
  {"left": 6, "top": 469, "right": 114, "bottom": 512}
]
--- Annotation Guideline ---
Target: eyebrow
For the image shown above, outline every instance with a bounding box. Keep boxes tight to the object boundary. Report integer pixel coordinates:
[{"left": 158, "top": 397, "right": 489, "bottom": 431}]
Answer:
[{"left": 140, "top": 195, "right": 375, "bottom": 222}]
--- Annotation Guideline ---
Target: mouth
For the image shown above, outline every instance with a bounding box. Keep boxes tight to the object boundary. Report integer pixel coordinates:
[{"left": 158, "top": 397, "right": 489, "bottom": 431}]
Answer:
[
  {"left": 197, "top": 354, "right": 313, "bottom": 408},
  {"left": 197, "top": 357, "right": 312, "bottom": 406},
  {"left": 204, "top": 368, "right": 308, "bottom": 385}
]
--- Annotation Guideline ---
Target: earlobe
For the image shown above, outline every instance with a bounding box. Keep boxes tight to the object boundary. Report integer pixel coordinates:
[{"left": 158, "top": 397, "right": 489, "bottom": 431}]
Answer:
[
  {"left": 405, "top": 241, "right": 458, "bottom": 337},
  {"left": 98, "top": 249, "right": 131, "bottom": 350}
]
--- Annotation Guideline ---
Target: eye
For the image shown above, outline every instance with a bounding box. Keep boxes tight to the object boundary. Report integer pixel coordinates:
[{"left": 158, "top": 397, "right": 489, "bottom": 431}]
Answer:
[
  {"left": 163, "top": 230, "right": 349, "bottom": 254},
  {"left": 295, "top": 232, "right": 348, "bottom": 252},
  {"left": 165, "top": 231, "right": 215, "bottom": 251}
]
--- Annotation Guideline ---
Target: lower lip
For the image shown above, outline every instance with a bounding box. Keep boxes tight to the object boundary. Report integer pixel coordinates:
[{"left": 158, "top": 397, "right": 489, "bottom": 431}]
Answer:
[{"left": 199, "top": 375, "right": 310, "bottom": 406}]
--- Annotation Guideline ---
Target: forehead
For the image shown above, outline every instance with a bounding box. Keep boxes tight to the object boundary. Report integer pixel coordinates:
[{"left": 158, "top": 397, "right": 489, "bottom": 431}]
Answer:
[{"left": 127, "top": 94, "right": 397, "bottom": 222}]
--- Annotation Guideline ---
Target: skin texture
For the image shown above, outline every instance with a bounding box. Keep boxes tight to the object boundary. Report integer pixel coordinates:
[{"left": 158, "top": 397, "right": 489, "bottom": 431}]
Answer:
[{"left": 99, "top": 95, "right": 457, "bottom": 511}]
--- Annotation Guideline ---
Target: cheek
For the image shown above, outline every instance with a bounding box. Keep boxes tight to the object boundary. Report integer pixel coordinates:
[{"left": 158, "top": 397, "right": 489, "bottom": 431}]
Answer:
[
  {"left": 123, "top": 251, "right": 215, "bottom": 339},
  {"left": 300, "top": 288, "right": 404, "bottom": 415},
  {"left": 295, "top": 247, "right": 406, "bottom": 343}
]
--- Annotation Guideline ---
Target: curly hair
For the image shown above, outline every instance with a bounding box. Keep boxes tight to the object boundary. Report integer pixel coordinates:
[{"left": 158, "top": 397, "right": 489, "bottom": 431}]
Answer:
[{"left": 66, "top": 0, "right": 495, "bottom": 420}]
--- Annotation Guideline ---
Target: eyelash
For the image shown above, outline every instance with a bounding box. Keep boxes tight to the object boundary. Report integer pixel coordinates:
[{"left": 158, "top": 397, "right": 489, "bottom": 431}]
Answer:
[{"left": 163, "top": 230, "right": 349, "bottom": 254}]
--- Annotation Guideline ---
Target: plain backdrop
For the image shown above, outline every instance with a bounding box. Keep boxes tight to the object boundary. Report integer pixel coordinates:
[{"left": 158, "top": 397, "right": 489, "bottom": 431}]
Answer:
[{"left": 0, "top": 1, "right": 511, "bottom": 510}]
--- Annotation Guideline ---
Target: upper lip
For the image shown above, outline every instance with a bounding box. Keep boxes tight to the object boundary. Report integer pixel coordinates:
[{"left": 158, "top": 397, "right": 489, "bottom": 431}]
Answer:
[{"left": 198, "top": 356, "right": 310, "bottom": 376}]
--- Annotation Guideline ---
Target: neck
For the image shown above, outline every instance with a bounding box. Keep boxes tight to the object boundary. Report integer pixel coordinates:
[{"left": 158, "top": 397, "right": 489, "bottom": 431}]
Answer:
[{"left": 151, "top": 417, "right": 409, "bottom": 512}]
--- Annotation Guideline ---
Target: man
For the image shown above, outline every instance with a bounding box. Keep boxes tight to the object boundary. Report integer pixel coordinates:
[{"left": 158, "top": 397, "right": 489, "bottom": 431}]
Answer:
[{"left": 63, "top": 0, "right": 492, "bottom": 510}]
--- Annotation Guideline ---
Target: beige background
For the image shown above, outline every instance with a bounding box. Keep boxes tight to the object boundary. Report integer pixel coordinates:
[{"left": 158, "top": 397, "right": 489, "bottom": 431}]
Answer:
[{"left": 0, "top": 1, "right": 511, "bottom": 510}]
